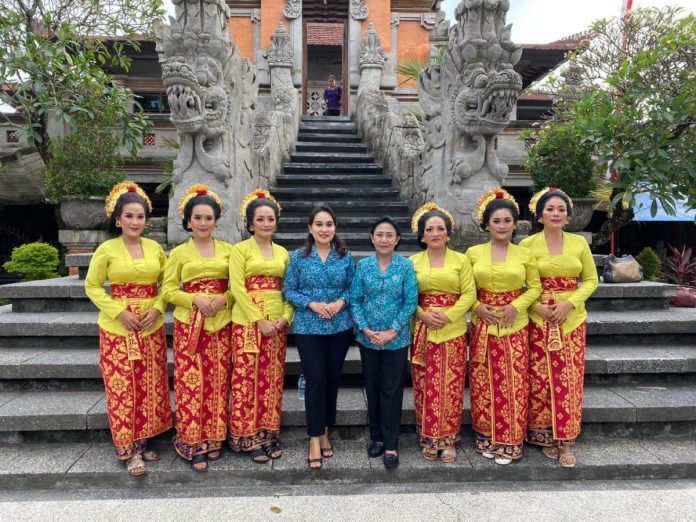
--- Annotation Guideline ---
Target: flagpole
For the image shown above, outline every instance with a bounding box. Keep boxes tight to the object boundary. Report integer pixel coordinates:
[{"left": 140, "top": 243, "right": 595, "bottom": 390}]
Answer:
[{"left": 610, "top": 0, "right": 634, "bottom": 255}]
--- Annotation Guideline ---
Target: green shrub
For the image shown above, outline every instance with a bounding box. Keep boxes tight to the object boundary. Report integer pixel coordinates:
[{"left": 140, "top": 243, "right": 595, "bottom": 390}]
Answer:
[
  {"left": 523, "top": 121, "right": 597, "bottom": 198},
  {"left": 636, "top": 247, "right": 661, "bottom": 281},
  {"left": 3, "top": 242, "right": 60, "bottom": 281}
]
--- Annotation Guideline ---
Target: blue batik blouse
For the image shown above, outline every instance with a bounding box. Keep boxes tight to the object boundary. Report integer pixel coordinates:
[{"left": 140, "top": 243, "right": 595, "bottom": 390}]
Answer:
[
  {"left": 283, "top": 246, "right": 355, "bottom": 335},
  {"left": 349, "top": 253, "right": 418, "bottom": 351}
]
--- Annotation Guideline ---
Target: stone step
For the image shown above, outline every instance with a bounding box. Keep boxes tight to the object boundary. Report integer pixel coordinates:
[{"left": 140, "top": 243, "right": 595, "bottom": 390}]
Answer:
[
  {"left": 280, "top": 200, "right": 409, "bottom": 217},
  {"left": 301, "top": 115, "right": 352, "bottom": 122},
  {"left": 294, "top": 142, "right": 368, "bottom": 153},
  {"left": 283, "top": 163, "right": 383, "bottom": 174},
  {"left": 275, "top": 233, "right": 420, "bottom": 250},
  {"left": 275, "top": 174, "right": 392, "bottom": 187},
  {"left": 278, "top": 216, "right": 410, "bottom": 230},
  {"left": 3, "top": 345, "right": 696, "bottom": 384},
  {"left": 289, "top": 152, "right": 375, "bottom": 163},
  {"left": 297, "top": 133, "right": 362, "bottom": 143},
  {"left": 274, "top": 187, "right": 400, "bottom": 201},
  {"left": 298, "top": 124, "right": 357, "bottom": 134},
  {"left": 1, "top": 305, "right": 695, "bottom": 341},
  {"left": 3, "top": 435, "right": 696, "bottom": 491},
  {"left": 1, "top": 382, "right": 696, "bottom": 435}
]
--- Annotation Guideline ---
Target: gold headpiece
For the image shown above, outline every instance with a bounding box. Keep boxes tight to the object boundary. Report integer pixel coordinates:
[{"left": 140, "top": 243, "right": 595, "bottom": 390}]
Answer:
[
  {"left": 528, "top": 187, "right": 574, "bottom": 216},
  {"left": 178, "top": 184, "right": 224, "bottom": 218},
  {"left": 104, "top": 181, "right": 152, "bottom": 218},
  {"left": 239, "top": 189, "right": 282, "bottom": 220},
  {"left": 411, "top": 202, "right": 456, "bottom": 234},
  {"left": 475, "top": 188, "right": 519, "bottom": 225}
]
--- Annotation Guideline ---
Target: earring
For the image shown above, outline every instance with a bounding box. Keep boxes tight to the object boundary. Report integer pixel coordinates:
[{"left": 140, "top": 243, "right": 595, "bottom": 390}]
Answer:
[{"left": 115, "top": 222, "right": 121, "bottom": 228}]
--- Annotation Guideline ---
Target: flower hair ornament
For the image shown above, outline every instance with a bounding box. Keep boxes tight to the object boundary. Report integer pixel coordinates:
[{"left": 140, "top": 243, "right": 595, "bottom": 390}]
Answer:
[
  {"left": 104, "top": 181, "right": 152, "bottom": 218},
  {"left": 411, "top": 202, "right": 456, "bottom": 234},
  {"left": 239, "top": 188, "right": 282, "bottom": 220},
  {"left": 177, "top": 184, "right": 224, "bottom": 218},
  {"left": 475, "top": 188, "right": 519, "bottom": 225},
  {"left": 528, "top": 187, "right": 574, "bottom": 217}
]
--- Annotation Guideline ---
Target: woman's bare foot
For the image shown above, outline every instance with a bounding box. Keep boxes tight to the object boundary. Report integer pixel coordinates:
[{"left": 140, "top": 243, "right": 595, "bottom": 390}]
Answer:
[{"left": 308, "top": 436, "right": 322, "bottom": 469}]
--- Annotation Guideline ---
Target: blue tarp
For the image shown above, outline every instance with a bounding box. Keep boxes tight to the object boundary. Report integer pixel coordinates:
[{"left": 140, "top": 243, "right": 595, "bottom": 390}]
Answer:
[{"left": 632, "top": 192, "right": 696, "bottom": 222}]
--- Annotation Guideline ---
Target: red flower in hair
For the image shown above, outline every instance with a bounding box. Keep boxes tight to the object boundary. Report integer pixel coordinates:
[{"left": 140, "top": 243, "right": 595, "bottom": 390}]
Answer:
[
  {"left": 549, "top": 187, "right": 557, "bottom": 191},
  {"left": 495, "top": 191, "right": 504, "bottom": 199},
  {"left": 127, "top": 186, "right": 137, "bottom": 193},
  {"left": 256, "top": 192, "right": 266, "bottom": 198},
  {"left": 196, "top": 190, "right": 207, "bottom": 196}
]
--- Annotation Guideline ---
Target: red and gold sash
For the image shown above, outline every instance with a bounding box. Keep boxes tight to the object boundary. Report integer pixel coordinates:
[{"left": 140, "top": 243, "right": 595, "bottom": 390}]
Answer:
[
  {"left": 110, "top": 283, "right": 159, "bottom": 361},
  {"left": 539, "top": 277, "right": 578, "bottom": 352},
  {"left": 412, "top": 293, "right": 459, "bottom": 367},
  {"left": 182, "top": 278, "right": 229, "bottom": 355},
  {"left": 241, "top": 276, "right": 283, "bottom": 354},
  {"left": 470, "top": 288, "right": 521, "bottom": 364}
]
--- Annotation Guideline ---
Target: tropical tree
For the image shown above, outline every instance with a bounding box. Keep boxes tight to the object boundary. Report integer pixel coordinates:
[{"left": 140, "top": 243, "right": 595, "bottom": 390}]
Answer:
[{"left": 0, "top": 0, "right": 164, "bottom": 164}]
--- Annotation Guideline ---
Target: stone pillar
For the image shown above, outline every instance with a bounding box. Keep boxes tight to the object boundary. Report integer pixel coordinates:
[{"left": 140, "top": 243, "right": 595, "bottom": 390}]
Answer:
[
  {"left": 267, "top": 22, "right": 300, "bottom": 113},
  {"left": 358, "top": 22, "right": 386, "bottom": 93}
]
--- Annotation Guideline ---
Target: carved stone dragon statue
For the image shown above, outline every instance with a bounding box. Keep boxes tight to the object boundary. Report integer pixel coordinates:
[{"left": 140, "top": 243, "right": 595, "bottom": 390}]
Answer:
[
  {"left": 419, "top": 0, "right": 522, "bottom": 233},
  {"left": 160, "top": 0, "right": 258, "bottom": 245}
]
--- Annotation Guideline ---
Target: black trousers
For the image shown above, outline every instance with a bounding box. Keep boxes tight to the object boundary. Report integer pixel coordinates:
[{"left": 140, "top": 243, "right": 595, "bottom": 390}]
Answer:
[
  {"left": 359, "top": 344, "right": 408, "bottom": 451},
  {"left": 295, "top": 329, "right": 353, "bottom": 437}
]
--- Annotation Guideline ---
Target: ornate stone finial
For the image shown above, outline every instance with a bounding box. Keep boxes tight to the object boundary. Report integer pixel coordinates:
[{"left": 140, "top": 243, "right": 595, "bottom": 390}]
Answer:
[
  {"left": 350, "top": 0, "right": 369, "bottom": 20},
  {"left": 267, "top": 22, "right": 293, "bottom": 67},
  {"left": 283, "top": 0, "right": 301, "bottom": 20},
  {"left": 359, "top": 22, "right": 386, "bottom": 70},
  {"left": 418, "top": 0, "right": 523, "bottom": 236}
]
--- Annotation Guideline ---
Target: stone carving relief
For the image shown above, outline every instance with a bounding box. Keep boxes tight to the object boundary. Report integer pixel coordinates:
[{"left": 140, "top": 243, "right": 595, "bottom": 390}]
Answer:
[
  {"left": 418, "top": 0, "right": 522, "bottom": 229},
  {"left": 359, "top": 22, "right": 387, "bottom": 69},
  {"left": 350, "top": 0, "right": 368, "bottom": 20},
  {"left": 161, "top": 0, "right": 258, "bottom": 245},
  {"left": 267, "top": 22, "right": 293, "bottom": 67},
  {"left": 283, "top": 0, "right": 301, "bottom": 19}
]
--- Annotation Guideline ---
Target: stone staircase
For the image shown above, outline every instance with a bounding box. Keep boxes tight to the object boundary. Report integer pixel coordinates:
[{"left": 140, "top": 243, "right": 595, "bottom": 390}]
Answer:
[
  {"left": 0, "top": 116, "right": 695, "bottom": 488},
  {"left": 273, "top": 115, "right": 417, "bottom": 256}
]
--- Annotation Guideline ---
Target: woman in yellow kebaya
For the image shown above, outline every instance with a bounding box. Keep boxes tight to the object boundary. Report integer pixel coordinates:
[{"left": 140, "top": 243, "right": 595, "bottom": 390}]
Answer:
[
  {"left": 161, "top": 185, "right": 235, "bottom": 472},
  {"left": 409, "top": 203, "right": 476, "bottom": 463},
  {"left": 85, "top": 181, "right": 172, "bottom": 476},
  {"left": 521, "top": 187, "right": 598, "bottom": 468},
  {"left": 467, "top": 189, "right": 541, "bottom": 465},
  {"left": 228, "top": 190, "right": 293, "bottom": 463}
]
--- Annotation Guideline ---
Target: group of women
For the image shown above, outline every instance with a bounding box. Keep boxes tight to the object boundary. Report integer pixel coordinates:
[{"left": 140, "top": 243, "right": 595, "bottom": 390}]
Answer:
[{"left": 86, "top": 180, "right": 597, "bottom": 476}]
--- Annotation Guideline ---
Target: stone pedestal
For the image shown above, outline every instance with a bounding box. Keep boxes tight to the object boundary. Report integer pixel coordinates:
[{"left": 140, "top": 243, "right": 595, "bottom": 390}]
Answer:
[{"left": 58, "top": 230, "right": 110, "bottom": 276}]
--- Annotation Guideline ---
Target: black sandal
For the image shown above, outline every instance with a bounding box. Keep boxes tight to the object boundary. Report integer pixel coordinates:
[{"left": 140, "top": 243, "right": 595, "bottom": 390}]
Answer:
[
  {"left": 263, "top": 444, "right": 282, "bottom": 460},
  {"left": 321, "top": 445, "right": 334, "bottom": 459},
  {"left": 190, "top": 453, "right": 208, "bottom": 473},
  {"left": 307, "top": 456, "right": 323, "bottom": 470},
  {"left": 250, "top": 448, "right": 269, "bottom": 463}
]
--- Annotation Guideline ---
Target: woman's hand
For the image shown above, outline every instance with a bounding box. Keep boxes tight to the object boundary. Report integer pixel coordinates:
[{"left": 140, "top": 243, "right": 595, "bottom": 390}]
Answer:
[
  {"left": 371, "top": 329, "right": 398, "bottom": 346},
  {"left": 192, "top": 295, "right": 216, "bottom": 317},
  {"left": 475, "top": 304, "right": 499, "bottom": 326},
  {"left": 535, "top": 304, "right": 554, "bottom": 322},
  {"left": 418, "top": 310, "right": 447, "bottom": 330},
  {"left": 309, "top": 301, "right": 332, "bottom": 320},
  {"left": 273, "top": 317, "right": 288, "bottom": 332},
  {"left": 209, "top": 296, "right": 227, "bottom": 316},
  {"left": 118, "top": 309, "right": 141, "bottom": 332},
  {"left": 139, "top": 308, "right": 161, "bottom": 331},
  {"left": 549, "top": 301, "right": 574, "bottom": 325},
  {"left": 257, "top": 318, "right": 278, "bottom": 337},
  {"left": 500, "top": 304, "right": 518, "bottom": 328},
  {"left": 325, "top": 299, "right": 345, "bottom": 318}
]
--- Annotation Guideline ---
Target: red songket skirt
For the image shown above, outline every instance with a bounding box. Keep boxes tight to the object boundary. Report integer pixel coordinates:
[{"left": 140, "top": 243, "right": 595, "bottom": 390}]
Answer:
[
  {"left": 469, "top": 288, "right": 529, "bottom": 458},
  {"left": 100, "top": 283, "right": 172, "bottom": 460},
  {"left": 172, "top": 278, "right": 233, "bottom": 460},
  {"left": 411, "top": 292, "right": 467, "bottom": 450},
  {"left": 229, "top": 276, "right": 287, "bottom": 452},
  {"left": 527, "top": 276, "right": 586, "bottom": 444}
]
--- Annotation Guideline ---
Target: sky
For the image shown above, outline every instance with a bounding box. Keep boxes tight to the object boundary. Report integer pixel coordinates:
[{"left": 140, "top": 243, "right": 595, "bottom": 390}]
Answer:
[{"left": 440, "top": 0, "right": 696, "bottom": 43}]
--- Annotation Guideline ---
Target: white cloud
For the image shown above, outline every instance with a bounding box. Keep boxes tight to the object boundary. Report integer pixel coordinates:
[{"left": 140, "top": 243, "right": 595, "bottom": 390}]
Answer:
[{"left": 441, "top": 0, "right": 696, "bottom": 43}]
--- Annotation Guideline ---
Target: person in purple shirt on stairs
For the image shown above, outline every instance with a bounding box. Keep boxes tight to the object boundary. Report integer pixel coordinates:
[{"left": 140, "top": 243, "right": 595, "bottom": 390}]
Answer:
[{"left": 323, "top": 75, "right": 342, "bottom": 116}]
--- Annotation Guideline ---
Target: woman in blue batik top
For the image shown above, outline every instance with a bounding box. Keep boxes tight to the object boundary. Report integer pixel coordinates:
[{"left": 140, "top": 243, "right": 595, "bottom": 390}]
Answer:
[
  {"left": 283, "top": 204, "right": 355, "bottom": 470},
  {"left": 349, "top": 217, "right": 418, "bottom": 470}
]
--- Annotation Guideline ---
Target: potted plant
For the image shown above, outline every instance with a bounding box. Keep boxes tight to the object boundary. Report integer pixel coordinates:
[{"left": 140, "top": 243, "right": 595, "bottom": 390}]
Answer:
[
  {"left": 42, "top": 110, "right": 125, "bottom": 230},
  {"left": 523, "top": 120, "right": 598, "bottom": 231},
  {"left": 660, "top": 245, "right": 696, "bottom": 308}
]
